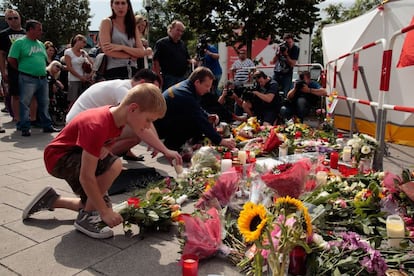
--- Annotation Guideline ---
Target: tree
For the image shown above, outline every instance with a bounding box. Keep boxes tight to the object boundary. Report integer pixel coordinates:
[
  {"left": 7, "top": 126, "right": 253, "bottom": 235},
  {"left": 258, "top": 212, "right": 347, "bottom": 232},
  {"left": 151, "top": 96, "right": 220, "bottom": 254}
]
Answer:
[
  {"left": 2, "top": 0, "right": 91, "bottom": 47},
  {"left": 311, "top": 0, "right": 380, "bottom": 64},
  {"left": 166, "top": 0, "right": 322, "bottom": 58}
]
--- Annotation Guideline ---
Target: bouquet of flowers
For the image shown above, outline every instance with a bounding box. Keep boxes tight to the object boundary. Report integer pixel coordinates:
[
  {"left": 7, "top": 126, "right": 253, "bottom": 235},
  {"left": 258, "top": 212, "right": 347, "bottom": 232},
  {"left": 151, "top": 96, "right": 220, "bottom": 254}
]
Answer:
[
  {"left": 308, "top": 231, "right": 388, "bottom": 275},
  {"left": 261, "top": 159, "right": 312, "bottom": 198},
  {"left": 346, "top": 133, "right": 378, "bottom": 163},
  {"left": 236, "top": 196, "right": 312, "bottom": 276}
]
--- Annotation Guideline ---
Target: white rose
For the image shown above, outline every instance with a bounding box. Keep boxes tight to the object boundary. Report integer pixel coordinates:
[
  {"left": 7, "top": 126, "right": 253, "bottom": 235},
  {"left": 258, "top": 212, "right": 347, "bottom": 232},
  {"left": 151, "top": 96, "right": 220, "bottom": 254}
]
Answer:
[{"left": 361, "top": 145, "right": 371, "bottom": 155}]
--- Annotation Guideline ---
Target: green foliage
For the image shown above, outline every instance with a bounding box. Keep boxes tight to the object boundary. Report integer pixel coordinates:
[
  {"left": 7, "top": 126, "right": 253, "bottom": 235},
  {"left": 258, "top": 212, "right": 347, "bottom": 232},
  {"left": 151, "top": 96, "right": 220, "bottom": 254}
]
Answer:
[
  {"left": 2, "top": 0, "right": 90, "bottom": 46},
  {"left": 166, "top": 0, "right": 322, "bottom": 57}
]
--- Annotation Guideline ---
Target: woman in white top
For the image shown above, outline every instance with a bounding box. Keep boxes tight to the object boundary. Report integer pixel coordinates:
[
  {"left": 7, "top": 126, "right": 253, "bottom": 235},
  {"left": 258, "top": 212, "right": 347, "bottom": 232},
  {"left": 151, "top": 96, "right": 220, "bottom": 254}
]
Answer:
[
  {"left": 64, "top": 34, "right": 94, "bottom": 109},
  {"left": 99, "top": 0, "right": 152, "bottom": 80}
]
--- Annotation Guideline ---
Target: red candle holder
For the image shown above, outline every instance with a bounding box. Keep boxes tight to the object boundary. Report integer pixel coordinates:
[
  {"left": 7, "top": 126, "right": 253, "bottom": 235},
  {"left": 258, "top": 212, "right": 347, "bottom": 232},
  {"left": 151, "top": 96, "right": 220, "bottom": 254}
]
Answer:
[
  {"left": 288, "top": 246, "right": 307, "bottom": 275},
  {"left": 182, "top": 254, "right": 198, "bottom": 276},
  {"left": 330, "top": 151, "right": 339, "bottom": 169}
]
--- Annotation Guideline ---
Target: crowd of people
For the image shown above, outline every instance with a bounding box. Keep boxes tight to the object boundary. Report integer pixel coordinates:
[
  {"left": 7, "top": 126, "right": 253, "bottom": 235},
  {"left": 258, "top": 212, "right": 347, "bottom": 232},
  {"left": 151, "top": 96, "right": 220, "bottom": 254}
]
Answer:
[{"left": 0, "top": 2, "right": 327, "bottom": 240}]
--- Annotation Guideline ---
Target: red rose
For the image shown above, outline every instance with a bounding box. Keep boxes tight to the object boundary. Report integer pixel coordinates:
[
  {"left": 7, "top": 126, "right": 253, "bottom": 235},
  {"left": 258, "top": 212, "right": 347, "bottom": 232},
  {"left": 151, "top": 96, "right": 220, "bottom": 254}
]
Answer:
[{"left": 127, "top": 197, "right": 140, "bottom": 207}]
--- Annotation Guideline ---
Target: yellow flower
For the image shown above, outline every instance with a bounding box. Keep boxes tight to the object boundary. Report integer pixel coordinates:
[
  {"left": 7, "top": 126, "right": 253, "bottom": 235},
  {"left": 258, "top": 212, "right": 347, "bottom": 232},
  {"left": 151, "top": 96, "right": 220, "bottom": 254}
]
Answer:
[
  {"left": 275, "top": 196, "right": 312, "bottom": 237},
  {"left": 238, "top": 202, "right": 268, "bottom": 243}
]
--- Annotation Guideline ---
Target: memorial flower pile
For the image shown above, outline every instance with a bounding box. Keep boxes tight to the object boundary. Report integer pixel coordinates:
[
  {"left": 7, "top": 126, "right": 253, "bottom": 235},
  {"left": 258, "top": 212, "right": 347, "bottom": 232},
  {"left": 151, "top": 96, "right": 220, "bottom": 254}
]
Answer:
[{"left": 347, "top": 133, "right": 379, "bottom": 163}]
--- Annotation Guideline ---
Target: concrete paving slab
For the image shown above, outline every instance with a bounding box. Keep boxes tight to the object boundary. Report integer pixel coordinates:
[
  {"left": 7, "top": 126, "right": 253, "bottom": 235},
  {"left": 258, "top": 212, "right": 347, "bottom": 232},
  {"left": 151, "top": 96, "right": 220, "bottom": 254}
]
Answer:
[
  {"left": 0, "top": 226, "right": 36, "bottom": 259},
  {"left": 0, "top": 265, "right": 18, "bottom": 276},
  {"left": 0, "top": 232, "right": 120, "bottom": 276},
  {"left": 0, "top": 203, "right": 22, "bottom": 225},
  {"left": 7, "top": 209, "right": 76, "bottom": 243}
]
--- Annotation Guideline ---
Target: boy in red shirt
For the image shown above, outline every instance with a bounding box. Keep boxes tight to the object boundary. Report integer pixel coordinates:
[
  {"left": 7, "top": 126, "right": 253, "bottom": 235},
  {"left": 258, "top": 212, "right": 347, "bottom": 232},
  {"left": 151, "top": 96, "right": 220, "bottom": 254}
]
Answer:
[{"left": 22, "top": 83, "right": 169, "bottom": 239}]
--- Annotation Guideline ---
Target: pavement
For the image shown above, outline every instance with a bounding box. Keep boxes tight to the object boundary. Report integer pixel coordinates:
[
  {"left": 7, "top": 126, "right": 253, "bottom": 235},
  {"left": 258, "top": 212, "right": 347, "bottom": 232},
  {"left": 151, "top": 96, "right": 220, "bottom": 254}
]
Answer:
[{"left": 0, "top": 108, "right": 413, "bottom": 276}]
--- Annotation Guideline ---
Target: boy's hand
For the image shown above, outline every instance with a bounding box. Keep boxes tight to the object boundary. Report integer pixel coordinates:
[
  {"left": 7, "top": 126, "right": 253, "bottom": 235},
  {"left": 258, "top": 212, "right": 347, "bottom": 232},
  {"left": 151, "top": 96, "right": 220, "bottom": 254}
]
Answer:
[{"left": 101, "top": 209, "right": 123, "bottom": 228}]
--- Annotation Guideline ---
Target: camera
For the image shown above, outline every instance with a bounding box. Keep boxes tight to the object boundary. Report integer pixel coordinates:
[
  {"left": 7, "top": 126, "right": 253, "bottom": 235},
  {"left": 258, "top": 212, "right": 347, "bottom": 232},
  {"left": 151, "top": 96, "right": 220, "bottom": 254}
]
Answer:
[
  {"left": 196, "top": 35, "right": 208, "bottom": 61},
  {"left": 294, "top": 80, "right": 306, "bottom": 91},
  {"left": 241, "top": 83, "right": 259, "bottom": 102},
  {"left": 279, "top": 42, "right": 288, "bottom": 54},
  {"left": 226, "top": 89, "right": 234, "bottom": 97}
]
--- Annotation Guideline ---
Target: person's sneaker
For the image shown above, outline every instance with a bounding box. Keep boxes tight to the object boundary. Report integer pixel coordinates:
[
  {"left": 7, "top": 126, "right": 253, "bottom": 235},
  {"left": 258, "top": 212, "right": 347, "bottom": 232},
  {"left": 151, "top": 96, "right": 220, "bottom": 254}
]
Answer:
[
  {"left": 22, "top": 186, "right": 60, "bottom": 220},
  {"left": 0, "top": 126, "right": 5, "bottom": 133},
  {"left": 1, "top": 107, "right": 8, "bottom": 113},
  {"left": 21, "top": 129, "right": 31, "bottom": 136},
  {"left": 74, "top": 209, "right": 114, "bottom": 239}
]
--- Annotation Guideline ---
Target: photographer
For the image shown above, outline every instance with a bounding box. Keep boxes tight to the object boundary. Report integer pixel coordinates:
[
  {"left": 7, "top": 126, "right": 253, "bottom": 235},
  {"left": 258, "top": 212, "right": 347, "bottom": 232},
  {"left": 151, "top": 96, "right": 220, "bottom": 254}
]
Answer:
[
  {"left": 272, "top": 33, "right": 300, "bottom": 97},
  {"left": 280, "top": 71, "right": 327, "bottom": 123},
  {"left": 197, "top": 36, "right": 222, "bottom": 96},
  {"left": 241, "top": 70, "right": 281, "bottom": 126}
]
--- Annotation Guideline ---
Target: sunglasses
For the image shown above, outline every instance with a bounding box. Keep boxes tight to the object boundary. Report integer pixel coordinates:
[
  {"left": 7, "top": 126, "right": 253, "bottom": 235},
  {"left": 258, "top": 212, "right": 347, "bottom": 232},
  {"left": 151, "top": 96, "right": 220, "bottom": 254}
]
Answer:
[{"left": 7, "top": 17, "right": 19, "bottom": 20}]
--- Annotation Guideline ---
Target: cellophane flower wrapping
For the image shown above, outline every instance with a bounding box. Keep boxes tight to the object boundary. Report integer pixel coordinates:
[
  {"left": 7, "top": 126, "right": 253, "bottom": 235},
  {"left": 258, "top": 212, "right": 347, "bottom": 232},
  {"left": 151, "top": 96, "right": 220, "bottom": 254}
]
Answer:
[
  {"left": 261, "top": 159, "right": 311, "bottom": 198},
  {"left": 195, "top": 169, "right": 240, "bottom": 210},
  {"left": 190, "top": 146, "right": 221, "bottom": 172},
  {"left": 181, "top": 207, "right": 224, "bottom": 259}
]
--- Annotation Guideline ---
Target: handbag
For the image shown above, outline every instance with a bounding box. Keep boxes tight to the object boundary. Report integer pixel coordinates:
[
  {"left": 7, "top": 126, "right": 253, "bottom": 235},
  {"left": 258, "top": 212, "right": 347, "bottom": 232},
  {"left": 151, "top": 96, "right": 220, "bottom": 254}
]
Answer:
[
  {"left": 81, "top": 51, "right": 93, "bottom": 74},
  {"left": 92, "top": 52, "right": 107, "bottom": 82},
  {"left": 82, "top": 61, "right": 93, "bottom": 74}
]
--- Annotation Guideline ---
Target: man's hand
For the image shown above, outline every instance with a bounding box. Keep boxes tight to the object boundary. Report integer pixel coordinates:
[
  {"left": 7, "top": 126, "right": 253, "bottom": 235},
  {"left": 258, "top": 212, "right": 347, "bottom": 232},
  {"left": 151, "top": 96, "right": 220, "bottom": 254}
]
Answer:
[
  {"left": 220, "top": 138, "right": 236, "bottom": 149},
  {"left": 101, "top": 209, "right": 123, "bottom": 228}
]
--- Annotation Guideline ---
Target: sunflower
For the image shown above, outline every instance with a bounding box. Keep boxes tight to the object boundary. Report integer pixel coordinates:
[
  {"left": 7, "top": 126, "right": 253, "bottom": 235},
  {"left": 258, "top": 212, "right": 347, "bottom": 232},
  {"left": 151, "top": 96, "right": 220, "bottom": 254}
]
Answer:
[
  {"left": 238, "top": 202, "right": 268, "bottom": 243},
  {"left": 275, "top": 196, "right": 313, "bottom": 237}
]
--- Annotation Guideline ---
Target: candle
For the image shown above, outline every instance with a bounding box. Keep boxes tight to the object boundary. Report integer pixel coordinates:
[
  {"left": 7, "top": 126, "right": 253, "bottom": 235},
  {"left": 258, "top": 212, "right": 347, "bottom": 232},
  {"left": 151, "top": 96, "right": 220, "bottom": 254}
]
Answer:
[
  {"left": 386, "top": 215, "right": 405, "bottom": 247},
  {"left": 316, "top": 171, "right": 328, "bottom": 186},
  {"left": 182, "top": 254, "right": 198, "bottom": 276},
  {"left": 172, "top": 159, "right": 183, "bottom": 175},
  {"left": 221, "top": 159, "right": 232, "bottom": 172},
  {"left": 279, "top": 144, "right": 288, "bottom": 158},
  {"left": 330, "top": 151, "right": 339, "bottom": 169},
  {"left": 342, "top": 146, "right": 352, "bottom": 162},
  {"left": 289, "top": 246, "right": 307, "bottom": 276},
  {"left": 238, "top": 150, "right": 247, "bottom": 165}
]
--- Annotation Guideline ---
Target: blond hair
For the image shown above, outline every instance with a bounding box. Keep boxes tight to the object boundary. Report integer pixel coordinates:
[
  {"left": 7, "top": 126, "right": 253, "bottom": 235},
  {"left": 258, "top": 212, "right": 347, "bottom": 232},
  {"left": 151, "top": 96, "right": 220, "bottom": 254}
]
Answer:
[
  {"left": 135, "top": 14, "right": 148, "bottom": 36},
  {"left": 46, "top": 60, "right": 62, "bottom": 79},
  {"left": 121, "top": 83, "right": 166, "bottom": 117}
]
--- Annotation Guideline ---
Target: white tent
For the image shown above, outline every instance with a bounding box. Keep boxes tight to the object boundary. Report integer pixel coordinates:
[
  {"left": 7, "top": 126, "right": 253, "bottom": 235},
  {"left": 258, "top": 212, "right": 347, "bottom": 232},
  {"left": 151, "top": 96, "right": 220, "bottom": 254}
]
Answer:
[{"left": 322, "top": 0, "right": 414, "bottom": 146}]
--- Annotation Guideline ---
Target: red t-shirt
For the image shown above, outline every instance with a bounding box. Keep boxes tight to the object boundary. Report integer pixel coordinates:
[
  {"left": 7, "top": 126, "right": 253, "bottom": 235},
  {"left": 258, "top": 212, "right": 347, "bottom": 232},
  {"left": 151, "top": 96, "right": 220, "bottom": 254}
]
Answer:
[{"left": 44, "top": 105, "right": 123, "bottom": 173}]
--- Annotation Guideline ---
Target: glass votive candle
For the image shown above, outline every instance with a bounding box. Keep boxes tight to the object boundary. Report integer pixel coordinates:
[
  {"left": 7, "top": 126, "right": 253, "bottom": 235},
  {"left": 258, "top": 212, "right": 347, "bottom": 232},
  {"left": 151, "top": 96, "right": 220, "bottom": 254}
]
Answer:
[
  {"left": 182, "top": 254, "right": 199, "bottom": 276},
  {"left": 386, "top": 215, "right": 405, "bottom": 248},
  {"left": 221, "top": 159, "right": 233, "bottom": 172},
  {"left": 342, "top": 146, "right": 352, "bottom": 162},
  {"left": 316, "top": 171, "right": 328, "bottom": 186},
  {"left": 238, "top": 150, "right": 247, "bottom": 165}
]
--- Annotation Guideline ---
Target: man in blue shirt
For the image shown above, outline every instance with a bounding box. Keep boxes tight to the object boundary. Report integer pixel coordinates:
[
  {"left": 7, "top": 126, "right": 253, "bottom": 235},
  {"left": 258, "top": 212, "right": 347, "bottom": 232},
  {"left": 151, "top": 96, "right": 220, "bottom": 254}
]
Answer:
[
  {"left": 200, "top": 41, "right": 222, "bottom": 96},
  {"left": 154, "top": 67, "right": 235, "bottom": 151},
  {"left": 280, "top": 71, "right": 327, "bottom": 122}
]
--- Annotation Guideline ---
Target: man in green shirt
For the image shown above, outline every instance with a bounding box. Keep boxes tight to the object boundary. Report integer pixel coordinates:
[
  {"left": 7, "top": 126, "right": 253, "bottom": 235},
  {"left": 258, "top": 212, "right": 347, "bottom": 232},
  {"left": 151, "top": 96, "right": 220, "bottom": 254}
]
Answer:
[{"left": 8, "top": 19, "right": 60, "bottom": 136}]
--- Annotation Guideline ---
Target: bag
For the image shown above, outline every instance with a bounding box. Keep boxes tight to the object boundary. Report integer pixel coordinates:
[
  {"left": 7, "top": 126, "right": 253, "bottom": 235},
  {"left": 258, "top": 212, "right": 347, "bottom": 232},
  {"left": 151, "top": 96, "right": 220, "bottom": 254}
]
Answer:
[
  {"left": 92, "top": 53, "right": 107, "bottom": 82},
  {"left": 82, "top": 61, "right": 93, "bottom": 74}
]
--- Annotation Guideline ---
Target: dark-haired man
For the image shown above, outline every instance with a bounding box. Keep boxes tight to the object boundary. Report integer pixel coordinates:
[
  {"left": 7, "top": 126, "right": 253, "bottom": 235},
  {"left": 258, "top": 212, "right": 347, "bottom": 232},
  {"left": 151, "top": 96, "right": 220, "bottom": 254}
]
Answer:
[
  {"left": 281, "top": 70, "right": 327, "bottom": 122},
  {"left": 154, "top": 66, "right": 236, "bottom": 151},
  {"left": 272, "top": 33, "right": 300, "bottom": 97},
  {"left": 8, "top": 19, "right": 60, "bottom": 136},
  {"left": 66, "top": 69, "right": 180, "bottom": 163},
  {"left": 242, "top": 70, "right": 281, "bottom": 126}
]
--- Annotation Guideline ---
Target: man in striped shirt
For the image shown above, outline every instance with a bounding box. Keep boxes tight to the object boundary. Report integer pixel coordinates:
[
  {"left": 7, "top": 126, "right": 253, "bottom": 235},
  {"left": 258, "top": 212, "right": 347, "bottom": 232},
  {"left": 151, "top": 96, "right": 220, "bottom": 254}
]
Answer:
[{"left": 230, "top": 48, "right": 254, "bottom": 115}]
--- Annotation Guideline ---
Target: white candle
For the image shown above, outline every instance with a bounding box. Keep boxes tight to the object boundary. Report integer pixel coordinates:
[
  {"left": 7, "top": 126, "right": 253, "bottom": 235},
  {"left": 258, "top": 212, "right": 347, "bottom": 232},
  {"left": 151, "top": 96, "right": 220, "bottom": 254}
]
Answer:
[
  {"left": 221, "top": 159, "right": 233, "bottom": 172},
  {"left": 279, "top": 145, "right": 288, "bottom": 158},
  {"left": 386, "top": 215, "right": 405, "bottom": 247},
  {"left": 172, "top": 159, "right": 183, "bottom": 175},
  {"left": 316, "top": 171, "right": 328, "bottom": 186},
  {"left": 238, "top": 151, "right": 247, "bottom": 165},
  {"left": 342, "top": 146, "right": 352, "bottom": 162}
]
